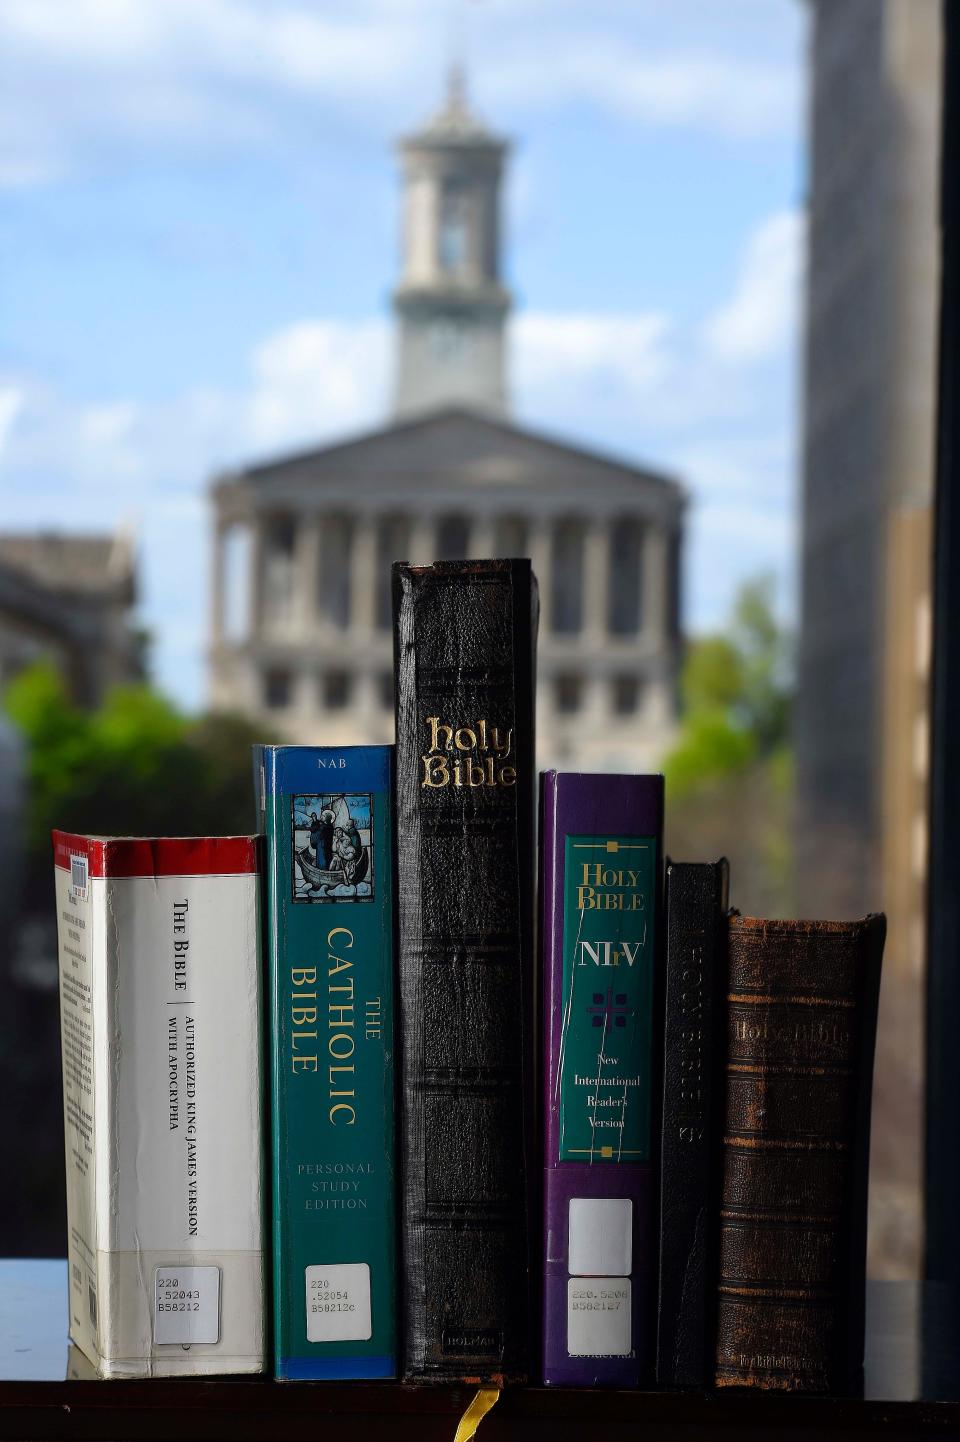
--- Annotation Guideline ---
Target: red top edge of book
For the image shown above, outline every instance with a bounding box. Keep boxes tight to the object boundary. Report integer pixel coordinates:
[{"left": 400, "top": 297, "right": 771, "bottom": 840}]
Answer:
[{"left": 51, "top": 831, "right": 258, "bottom": 879}]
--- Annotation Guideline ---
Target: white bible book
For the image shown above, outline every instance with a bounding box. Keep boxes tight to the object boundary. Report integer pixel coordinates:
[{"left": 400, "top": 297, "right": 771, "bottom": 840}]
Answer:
[{"left": 53, "top": 832, "right": 266, "bottom": 1377}]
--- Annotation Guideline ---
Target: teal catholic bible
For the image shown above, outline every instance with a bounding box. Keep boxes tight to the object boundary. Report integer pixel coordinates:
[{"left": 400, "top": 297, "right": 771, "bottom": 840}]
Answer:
[{"left": 257, "top": 746, "right": 396, "bottom": 1379}]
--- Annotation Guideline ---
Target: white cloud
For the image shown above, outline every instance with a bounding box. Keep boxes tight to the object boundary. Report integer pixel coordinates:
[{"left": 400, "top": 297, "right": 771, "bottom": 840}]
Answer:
[
  {"left": 0, "top": 388, "right": 25, "bottom": 459},
  {"left": 670, "top": 429, "right": 795, "bottom": 632},
  {"left": 0, "top": 0, "right": 408, "bottom": 84},
  {"left": 79, "top": 402, "right": 139, "bottom": 447},
  {"left": 0, "top": 0, "right": 420, "bottom": 184},
  {"left": 514, "top": 311, "right": 672, "bottom": 402},
  {"left": 489, "top": 48, "right": 799, "bottom": 141},
  {"left": 0, "top": 0, "right": 802, "bottom": 187},
  {"left": 247, "top": 319, "right": 390, "bottom": 453},
  {"left": 704, "top": 209, "right": 805, "bottom": 364}
]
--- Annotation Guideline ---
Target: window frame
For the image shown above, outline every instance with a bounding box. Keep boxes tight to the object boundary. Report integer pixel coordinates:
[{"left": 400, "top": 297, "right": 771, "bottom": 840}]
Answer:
[{"left": 924, "top": 0, "right": 960, "bottom": 1284}]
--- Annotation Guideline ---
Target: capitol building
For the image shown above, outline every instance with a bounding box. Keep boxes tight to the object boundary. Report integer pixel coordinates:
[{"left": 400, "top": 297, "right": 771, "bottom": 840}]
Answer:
[{"left": 208, "top": 75, "right": 685, "bottom": 771}]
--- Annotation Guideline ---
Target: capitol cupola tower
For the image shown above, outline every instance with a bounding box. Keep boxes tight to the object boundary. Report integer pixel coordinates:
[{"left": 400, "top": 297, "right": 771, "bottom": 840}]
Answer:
[{"left": 392, "top": 67, "right": 511, "bottom": 418}]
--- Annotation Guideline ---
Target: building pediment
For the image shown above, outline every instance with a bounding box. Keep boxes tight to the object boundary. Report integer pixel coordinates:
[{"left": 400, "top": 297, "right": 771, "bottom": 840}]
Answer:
[{"left": 223, "top": 406, "right": 684, "bottom": 514}]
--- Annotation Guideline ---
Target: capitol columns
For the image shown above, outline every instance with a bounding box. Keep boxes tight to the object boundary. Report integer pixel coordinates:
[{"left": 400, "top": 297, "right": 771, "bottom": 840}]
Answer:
[
  {"left": 528, "top": 517, "right": 552, "bottom": 632},
  {"left": 644, "top": 525, "right": 668, "bottom": 643},
  {"left": 249, "top": 514, "right": 266, "bottom": 641},
  {"left": 210, "top": 519, "right": 225, "bottom": 645},
  {"left": 409, "top": 514, "right": 436, "bottom": 567},
  {"left": 299, "top": 512, "right": 322, "bottom": 635},
  {"left": 583, "top": 517, "right": 609, "bottom": 643},
  {"left": 469, "top": 514, "right": 496, "bottom": 560},
  {"left": 351, "top": 511, "right": 378, "bottom": 631}
]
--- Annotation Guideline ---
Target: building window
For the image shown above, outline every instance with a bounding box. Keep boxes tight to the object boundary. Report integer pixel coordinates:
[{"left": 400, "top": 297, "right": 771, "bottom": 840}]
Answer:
[
  {"left": 376, "top": 514, "right": 411, "bottom": 629},
  {"left": 612, "top": 675, "right": 643, "bottom": 715},
  {"left": 264, "top": 668, "right": 292, "bottom": 710},
  {"left": 494, "top": 515, "right": 528, "bottom": 558},
  {"left": 552, "top": 519, "right": 584, "bottom": 634},
  {"left": 323, "top": 670, "right": 351, "bottom": 710},
  {"left": 379, "top": 671, "right": 394, "bottom": 710},
  {"left": 436, "top": 514, "right": 471, "bottom": 560},
  {"left": 439, "top": 176, "right": 470, "bottom": 275},
  {"left": 319, "top": 514, "right": 354, "bottom": 628},
  {"left": 608, "top": 519, "right": 644, "bottom": 636},
  {"left": 263, "top": 516, "right": 296, "bottom": 629},
  {"left": 555, "top": 674, "right": 582, "bottom": 714}
]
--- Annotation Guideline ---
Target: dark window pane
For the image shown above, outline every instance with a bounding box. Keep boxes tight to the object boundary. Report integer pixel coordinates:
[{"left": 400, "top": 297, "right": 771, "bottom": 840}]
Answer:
[
  {"left": 612, "top": 674, "right": 642, "bottom": 715},
  {"left": 608, "top": 519, "right": 644, "bottom": 635},
  {"left": 555, "top": 674, "right": 582, "bottom": 714},
  {"left": 267, "top": 515, "right": 296, "bottom": 555},
  {"left": 379, "top": 671, "right": 394, "bottom": 710},
  {"left": 376, "top": 514, "right": 411, "bottom": 629},
  {"left": 320, "top": 514, "right": 354, "bottom": 628},
  {"left": 323, "top": 670, "right": 351, "bottom": 709},
  {"left": 494, "top": 515, "right": 529, "bottom": 558},
  {"left": 552, "top": 519, "right": 584, "bottom": 634},
  {"left": 436, "top": 514, "right": 470, "bottom": 560},
  {"left": 264, "top": 668, "right": 292, "bottom": 709}
]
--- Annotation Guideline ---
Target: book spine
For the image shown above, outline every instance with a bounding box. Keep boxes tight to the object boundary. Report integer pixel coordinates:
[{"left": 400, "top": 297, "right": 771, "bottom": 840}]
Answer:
[
  {"left": 655, "top": 860, "right": 729, "bottom": 1388},
  {"left": 393, "top": 558, "right": 537, "bottom": 1384},
  {"left": 714, "top": 915, "right": 885, "bottom": 1393},
  {"left": 53, "top": 831, "right": 266, "bottom": 1378},
  {"left": 54, "top": 832, "right": 103, "bottom": 1371},
  {"left": 541, "top": 771, "right": 663, "bottom": 1388},
  {"left": 264, "top": 747, "right": 396, "bottom": 1380}
]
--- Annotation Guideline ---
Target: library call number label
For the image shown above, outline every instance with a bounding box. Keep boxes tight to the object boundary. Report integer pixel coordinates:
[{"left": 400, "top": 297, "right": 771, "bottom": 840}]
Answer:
[
  {"left": 153, "top": 1265, "right": 221, "bottom": 1345},
  {"left": 304, "top": 1263, "right": 372, "bottom": 1343}
]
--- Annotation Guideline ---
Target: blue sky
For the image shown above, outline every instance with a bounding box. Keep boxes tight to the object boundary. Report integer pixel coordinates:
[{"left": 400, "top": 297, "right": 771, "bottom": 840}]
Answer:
[{"left": 0, "top": 0, "right": 806, "bottom": 709}]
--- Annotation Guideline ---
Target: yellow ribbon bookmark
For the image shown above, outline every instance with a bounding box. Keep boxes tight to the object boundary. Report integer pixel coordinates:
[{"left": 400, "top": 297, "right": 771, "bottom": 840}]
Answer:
[{"left": 453, "top": 1386, "right": 501, "bottom": 1442}]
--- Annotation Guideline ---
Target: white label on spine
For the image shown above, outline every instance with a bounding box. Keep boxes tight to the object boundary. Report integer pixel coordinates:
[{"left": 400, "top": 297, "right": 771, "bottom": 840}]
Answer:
[
  {"left": 153, "top": 1265, "right": 221, "bottom": 1345},
  {"left": 305, "top": 1263, "right": 372, "bottom": 1343},
  {"left": 567, "top": 1277, "right": 632, "bottom": 1357},
  {"left": 568, "top": 1197, "right": 633, "bottom": 1276}
]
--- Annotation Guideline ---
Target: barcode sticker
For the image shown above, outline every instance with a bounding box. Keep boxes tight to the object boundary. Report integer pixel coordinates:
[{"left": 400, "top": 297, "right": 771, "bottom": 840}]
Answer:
[
  {"left": 153, "top": 1265, "right": 220, "bottom": 1345},
  {"left": 305, "top": 1263, "right": 371, "bottom": 1343},
  {"left": 70, "top": 854, "right": 88, "bottom": 901}
]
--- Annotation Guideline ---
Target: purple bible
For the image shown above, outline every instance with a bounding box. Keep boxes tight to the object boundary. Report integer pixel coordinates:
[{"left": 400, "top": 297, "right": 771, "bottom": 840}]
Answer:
[{"left": 541, "top": 770, "right": 664, "bottom": 1387}]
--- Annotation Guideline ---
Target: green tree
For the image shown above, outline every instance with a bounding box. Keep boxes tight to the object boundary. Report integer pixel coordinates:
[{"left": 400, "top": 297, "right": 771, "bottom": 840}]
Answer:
[
  {"left": 662, "top": 575, "right": 795, "bottom": 916},
  {"left": 728, "top": 576, "right": 793, "bottom": 753},
  {"left": 664, "top": 575, "right": 792, "bottom": 797},
  {"left": 4, "top": 662, "right": 278, "bottom": 908}
]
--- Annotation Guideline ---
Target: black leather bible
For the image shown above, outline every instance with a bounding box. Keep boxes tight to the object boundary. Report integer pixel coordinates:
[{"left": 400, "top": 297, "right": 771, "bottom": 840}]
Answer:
[
  {"left": 392, "top": 558, "right": 538, "bottom": 1385},
  {"left": 656, "top": 859, "right": 730, "bottom": 1388}
]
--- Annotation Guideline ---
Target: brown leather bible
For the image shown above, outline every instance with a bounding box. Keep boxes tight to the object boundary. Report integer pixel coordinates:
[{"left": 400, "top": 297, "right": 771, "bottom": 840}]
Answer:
[{"left": 714, "top": 914, "right": 885, "bottom": 1393}]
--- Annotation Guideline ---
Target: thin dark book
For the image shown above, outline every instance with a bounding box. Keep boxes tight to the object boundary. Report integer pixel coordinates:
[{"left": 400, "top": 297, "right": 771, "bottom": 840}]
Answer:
[{"left": 656, "top": 858, "right": 729, "bottom": 1388}]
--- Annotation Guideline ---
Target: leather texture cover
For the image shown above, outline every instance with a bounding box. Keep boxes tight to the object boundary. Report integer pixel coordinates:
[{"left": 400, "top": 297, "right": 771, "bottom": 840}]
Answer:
[
  {"left": 541, "top": 771, "right": 664, "bottom": 1387},
  {"left": 656, "top": 859, "right": 730, "bottom": 1388},
  {"left": 714, "top": 914, "right": 885, "bottom": 1393},
  {"left": 392, "top": 559, "right": 537, "bottom": 1385}
]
